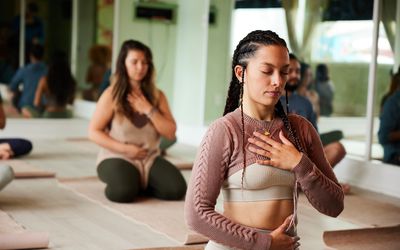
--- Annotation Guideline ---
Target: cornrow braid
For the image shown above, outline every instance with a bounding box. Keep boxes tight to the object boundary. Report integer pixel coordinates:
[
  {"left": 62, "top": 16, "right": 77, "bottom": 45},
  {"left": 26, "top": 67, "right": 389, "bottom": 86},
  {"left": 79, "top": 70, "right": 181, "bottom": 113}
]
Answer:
[
  {"left": 239, "top": 68, "right": 246, "bottom": 188},
  {"left": 223, "top": 30, "right": 287, "bottom": 115},
  {"left": 275, "top": 101, "right": 304, "bottom": 152}
]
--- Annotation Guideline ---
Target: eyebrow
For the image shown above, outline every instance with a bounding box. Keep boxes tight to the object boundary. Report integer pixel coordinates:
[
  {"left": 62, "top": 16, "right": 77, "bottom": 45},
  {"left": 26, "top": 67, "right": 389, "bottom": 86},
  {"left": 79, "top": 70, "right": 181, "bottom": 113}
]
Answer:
[{"left": 261, "top": 63, "right": 290, "bottom": 68}]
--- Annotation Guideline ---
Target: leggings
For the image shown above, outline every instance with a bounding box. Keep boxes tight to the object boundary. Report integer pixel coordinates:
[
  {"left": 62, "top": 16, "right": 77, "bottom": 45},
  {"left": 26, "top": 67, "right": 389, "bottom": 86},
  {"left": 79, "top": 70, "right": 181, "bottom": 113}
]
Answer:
[
  {"left": 0, "top": 138, "right": 33, "bottom": 157},
  {"left": 97, "top": 156, "right": 187, "bottom": 203}
]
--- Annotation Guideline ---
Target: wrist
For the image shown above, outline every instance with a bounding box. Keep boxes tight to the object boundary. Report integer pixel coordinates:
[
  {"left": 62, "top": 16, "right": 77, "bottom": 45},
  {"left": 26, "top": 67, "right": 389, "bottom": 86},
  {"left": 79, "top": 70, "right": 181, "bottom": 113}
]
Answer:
[
  {"left": 146, "top": 106, "right": 157, "bottom": 119},
  {"left": 119, "top": 142, "right": 128, "bottom": 154}
]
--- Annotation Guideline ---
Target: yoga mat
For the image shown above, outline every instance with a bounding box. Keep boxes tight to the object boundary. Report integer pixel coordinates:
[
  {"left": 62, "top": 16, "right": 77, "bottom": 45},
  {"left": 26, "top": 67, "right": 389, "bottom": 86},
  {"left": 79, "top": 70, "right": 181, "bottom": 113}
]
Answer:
[
  {"left": 323, "top": 225, "right": 400, "bottom": 250},
  {"left": 164, "top": 143, "right": 196, "bottom": 170},
  {"left": 164, "top": 155, "right": 193, "bottom": 170},
  {"left": 134, "top": 246, "right": 205, "bottom": 250},
  {"left": 58, "top": 176, "right": 208, "bottom": 245},
  {"left": 65, "top": 137, "right": 90, "bottom": 142},
  {"left": 1, "top": 160, "right": 55, "bottom": 178},
  {"left": 299, "top": 193, "right": 400, "bottom": 227},
  {"left": 0, "top": 209, "right": 49, "bottom": 249}
]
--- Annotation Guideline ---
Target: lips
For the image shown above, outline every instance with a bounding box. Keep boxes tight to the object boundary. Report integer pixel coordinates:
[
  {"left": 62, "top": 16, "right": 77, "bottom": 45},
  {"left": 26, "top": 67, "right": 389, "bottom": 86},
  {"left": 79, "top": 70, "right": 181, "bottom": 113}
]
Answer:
[{"left": 264, "top": 91, "right": 281, "bottom": 97}]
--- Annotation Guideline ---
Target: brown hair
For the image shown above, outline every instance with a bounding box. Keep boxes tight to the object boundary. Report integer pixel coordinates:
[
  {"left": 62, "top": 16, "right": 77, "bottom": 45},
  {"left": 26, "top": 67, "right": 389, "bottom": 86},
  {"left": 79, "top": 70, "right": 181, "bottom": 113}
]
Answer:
[
  {"left": 112, "top": 40, "right": 159, "bottom": 123},
  {"left": 89, "top": 44, "right": 111, "bottom": 66}
]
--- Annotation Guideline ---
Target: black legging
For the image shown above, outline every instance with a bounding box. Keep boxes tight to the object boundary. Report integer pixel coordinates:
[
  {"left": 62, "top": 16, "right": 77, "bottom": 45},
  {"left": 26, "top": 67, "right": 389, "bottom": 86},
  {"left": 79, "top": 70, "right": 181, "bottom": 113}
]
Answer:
[
  {"left": 97, "top": 156, "right": 187, "bottom": 203},
  {"left": 0, "top": 138, "right": 33, "bottom": 157}
]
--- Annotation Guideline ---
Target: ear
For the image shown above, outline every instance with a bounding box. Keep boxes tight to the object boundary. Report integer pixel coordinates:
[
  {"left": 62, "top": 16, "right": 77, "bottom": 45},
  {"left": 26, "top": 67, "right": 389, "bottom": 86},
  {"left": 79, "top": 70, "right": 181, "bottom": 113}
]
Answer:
[{"left": 234, "top": 65, "right": 245, "bottom": 83}]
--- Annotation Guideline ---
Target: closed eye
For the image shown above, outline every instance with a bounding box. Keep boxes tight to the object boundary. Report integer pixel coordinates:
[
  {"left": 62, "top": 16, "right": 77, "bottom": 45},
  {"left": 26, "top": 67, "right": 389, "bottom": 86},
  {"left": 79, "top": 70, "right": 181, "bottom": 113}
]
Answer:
[{"left": 262, "top": 71, "right": 273, "bottom": 75}]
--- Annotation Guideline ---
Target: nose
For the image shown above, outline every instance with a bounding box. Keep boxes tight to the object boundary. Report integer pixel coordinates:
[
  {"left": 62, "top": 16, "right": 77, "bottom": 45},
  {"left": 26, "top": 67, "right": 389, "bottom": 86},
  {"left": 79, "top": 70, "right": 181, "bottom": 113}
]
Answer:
[
  {"left": 137, "top": 62, "right": 144, "bottom": 71},
  {"left": 271, "top": 72, "right": 285, "bottom": 87}
]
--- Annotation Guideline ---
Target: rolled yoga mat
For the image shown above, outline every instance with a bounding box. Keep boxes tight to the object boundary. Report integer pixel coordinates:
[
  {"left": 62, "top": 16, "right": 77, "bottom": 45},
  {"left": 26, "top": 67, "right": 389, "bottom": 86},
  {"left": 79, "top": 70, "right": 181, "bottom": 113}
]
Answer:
[
  {"left": 0, "top": 209, "right": 49, "bottom": 249},
  {"left": 1, "top": 160, "right": 55, "bottom": 178}
]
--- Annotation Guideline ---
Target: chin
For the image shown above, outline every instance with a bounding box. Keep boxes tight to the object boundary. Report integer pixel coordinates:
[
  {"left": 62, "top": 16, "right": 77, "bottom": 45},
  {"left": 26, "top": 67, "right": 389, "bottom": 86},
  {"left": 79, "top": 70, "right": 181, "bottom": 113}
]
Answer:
[{"left": 258, "top": 100, "right": 278, "bottom": 108}]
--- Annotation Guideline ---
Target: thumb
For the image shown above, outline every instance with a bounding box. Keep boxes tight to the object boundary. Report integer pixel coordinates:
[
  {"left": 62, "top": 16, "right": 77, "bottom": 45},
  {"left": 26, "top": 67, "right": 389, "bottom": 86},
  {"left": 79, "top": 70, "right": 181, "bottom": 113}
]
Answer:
[
  {"left": 276, "top": 214, "right": 293, "bottom": 232},
  {"left": 279, "top": 130, "right": 293, "bottom": 146}
]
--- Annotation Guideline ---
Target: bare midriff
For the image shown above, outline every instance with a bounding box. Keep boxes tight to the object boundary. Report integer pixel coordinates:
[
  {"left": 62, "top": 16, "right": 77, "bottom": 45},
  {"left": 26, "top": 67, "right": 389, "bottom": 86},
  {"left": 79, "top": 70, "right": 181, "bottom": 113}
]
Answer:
[{"left": 223, "top": 200, "right": 293, "bottom": 230}]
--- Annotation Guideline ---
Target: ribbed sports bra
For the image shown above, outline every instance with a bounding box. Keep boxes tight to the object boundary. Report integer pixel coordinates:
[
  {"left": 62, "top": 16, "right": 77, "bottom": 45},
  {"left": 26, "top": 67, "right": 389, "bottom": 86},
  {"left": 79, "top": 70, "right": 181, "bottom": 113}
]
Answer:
[{"left": 222, "top": 163, "right": 295, "bottom": 202}]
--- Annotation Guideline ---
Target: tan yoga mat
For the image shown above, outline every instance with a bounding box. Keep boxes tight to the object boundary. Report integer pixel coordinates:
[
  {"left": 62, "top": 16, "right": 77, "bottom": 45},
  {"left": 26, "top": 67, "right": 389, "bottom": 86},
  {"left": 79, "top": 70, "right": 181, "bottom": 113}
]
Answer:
[
  {"left": 299, "top": 193, "right": 400, "bottom": 227},
  {"left": 164, "top": 155, "right": 193, "bottom": 170},
  {"left": 164, "top": 143, "right": 196, "bottom": 170},
  {"left": 1, "top": 160, "right": 55, "bottom": 178},
  {"left": 323, "top": 225, "right": 400, "bottom": 250},
  {"left": 134, "top": 246, "right": 205, "bottom": 250},
  {"left": 0, "top": 209, "right": 49, "bottom": 249},
  {"left": 58, "top": 176, "right": 208, "bottom": 245}
]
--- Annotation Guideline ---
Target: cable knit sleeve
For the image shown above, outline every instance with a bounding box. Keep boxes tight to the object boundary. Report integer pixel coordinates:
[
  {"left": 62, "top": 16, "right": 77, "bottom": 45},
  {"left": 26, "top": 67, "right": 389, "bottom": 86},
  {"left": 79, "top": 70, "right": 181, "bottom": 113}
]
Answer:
[
  {"left": 291, "top": 116, "right": 344, "bottom": 217},
  {"left": 184, "top": 119, "right": 271, "bottom": 250}
]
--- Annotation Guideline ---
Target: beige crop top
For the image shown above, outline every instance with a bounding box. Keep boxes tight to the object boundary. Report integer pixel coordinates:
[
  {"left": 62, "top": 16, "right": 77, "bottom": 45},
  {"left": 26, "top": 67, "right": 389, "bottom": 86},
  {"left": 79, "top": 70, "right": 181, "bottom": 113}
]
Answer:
[{"left": 222, "top": 163, "right": 295, "bottom": 202}]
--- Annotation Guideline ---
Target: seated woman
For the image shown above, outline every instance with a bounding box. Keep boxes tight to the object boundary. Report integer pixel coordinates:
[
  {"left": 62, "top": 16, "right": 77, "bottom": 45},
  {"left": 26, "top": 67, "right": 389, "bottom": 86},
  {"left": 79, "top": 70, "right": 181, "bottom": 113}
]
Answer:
[
  {"left": 34, "top": 51, "right": 76, "bottom": 118},
  {"left": 0, "top": 93, "right": 32, "bottom": 159},
  {"left": 88, "top": 40, "right": 186, "bottom": 203},
  {"left": 83, "top": 45, "right": 111, "bottom": 101}
]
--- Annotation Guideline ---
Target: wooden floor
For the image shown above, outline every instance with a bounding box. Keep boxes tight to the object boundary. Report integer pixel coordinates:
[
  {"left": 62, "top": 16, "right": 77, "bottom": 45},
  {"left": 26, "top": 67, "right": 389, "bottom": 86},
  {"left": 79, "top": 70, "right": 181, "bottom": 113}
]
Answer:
[{"left": 1, "top": 118, "right": 400, "bottom": 250}]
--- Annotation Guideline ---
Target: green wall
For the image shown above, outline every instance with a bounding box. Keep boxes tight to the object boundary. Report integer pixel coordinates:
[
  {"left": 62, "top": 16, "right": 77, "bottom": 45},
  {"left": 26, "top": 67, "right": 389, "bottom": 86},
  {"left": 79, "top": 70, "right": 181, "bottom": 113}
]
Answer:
[
  {"left": 204, "top": 0, "right": 234, "bottom": 125},
  {"left": 319, "top": 63, "right": 392, "bottom": 117},
  {"left": 117, "top": 0, "right": 234, "bottom": 126},
  {"left": 118, "top": 0, "right": 178, "bottom": 101}
]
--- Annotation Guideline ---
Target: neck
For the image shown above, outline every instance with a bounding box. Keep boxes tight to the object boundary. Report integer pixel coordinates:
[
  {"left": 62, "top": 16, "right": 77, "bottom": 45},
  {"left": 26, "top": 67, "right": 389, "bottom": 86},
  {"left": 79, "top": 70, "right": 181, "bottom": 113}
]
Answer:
[
  {"left": 242, "top": 99, "right": 275, "bottom": 121},
  {"left": 130, "top": 81, "right": 141, "bottom": 90},
  {"left": 297, "top": 85, "right": 306, "bottom": 96}
]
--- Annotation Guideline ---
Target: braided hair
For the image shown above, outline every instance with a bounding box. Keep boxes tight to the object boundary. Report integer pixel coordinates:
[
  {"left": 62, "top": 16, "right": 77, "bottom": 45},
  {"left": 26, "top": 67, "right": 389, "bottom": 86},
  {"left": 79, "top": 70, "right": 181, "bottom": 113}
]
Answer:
[{"left": 223, "top": 30, "right": 304, "bottom": 186}]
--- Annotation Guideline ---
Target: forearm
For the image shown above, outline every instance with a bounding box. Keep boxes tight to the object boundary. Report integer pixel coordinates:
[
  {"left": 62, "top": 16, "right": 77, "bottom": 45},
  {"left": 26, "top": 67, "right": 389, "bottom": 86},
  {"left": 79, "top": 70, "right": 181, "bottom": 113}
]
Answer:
[
  {"left": 34, "top": 91, "right": 42, "bottom": 107},
  {"left": 148, "top": 110, "right": 176, "bottom": 140},
  {"left": 185, "top": 192, "right": 271, "bottom": 250},
  {"left": 88, "top": 129, "right": 126, "bottom": 154},
  {"left": 293, "top": 154, "right": 344, "bottom": 217}
]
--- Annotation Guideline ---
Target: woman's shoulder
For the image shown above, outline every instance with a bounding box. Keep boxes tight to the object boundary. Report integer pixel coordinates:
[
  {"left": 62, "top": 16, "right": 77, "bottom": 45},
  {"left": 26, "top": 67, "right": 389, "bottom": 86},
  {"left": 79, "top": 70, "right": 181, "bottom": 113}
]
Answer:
[
  {"left": 156, "top": 88, "right": 166, "bottom": 99},
  {"left": 208, "top": 111, "right": 241, "bottom": 134},
  {"left": 98, "top": 86, "right": 116, "bottom": 106},
  {"left": 287, "top": 113, "right": 314, "bottom": 130}
]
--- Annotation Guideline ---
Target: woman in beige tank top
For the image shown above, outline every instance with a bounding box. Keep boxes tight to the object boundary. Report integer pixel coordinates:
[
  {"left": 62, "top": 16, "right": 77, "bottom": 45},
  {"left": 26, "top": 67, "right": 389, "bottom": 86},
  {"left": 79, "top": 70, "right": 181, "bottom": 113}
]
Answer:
[{"left": 88, "top": 40, "right": 186, "bottom": 203}]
